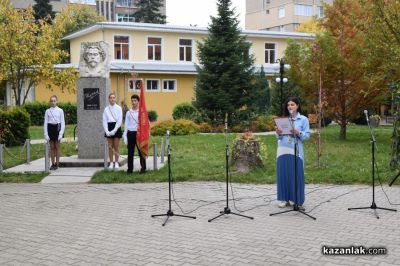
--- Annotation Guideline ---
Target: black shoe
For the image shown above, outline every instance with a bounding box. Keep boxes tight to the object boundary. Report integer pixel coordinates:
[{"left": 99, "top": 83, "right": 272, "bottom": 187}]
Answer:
[
  {"left": 127, "top": 170, "right": 133, "bottom": 174},
  {"left": 54, "top": 164, "right": 59, "bottom": 170},
  {"left": 50, "top": 164, "right": 56, "bottom": 170},
  {"left": 140, "top": 169, "right": 146, "bottom": 174}
]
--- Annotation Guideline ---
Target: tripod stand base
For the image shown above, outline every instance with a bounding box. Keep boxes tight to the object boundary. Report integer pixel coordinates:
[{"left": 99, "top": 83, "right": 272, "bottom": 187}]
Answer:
[
  {"left": 151, "top": 210, "right": 196, "bottom": 226},
  {"left": 208, "top": 207, "right": 254, "bottom": 222},
  {"left": 270, "top": 205, "right": 316, "bottom": 220},
  {"left": 348, "top": 202, "right": 397, "bottom": 219},
  {"left": 389, "top": 171, "right": 400, "bottom": 187}
]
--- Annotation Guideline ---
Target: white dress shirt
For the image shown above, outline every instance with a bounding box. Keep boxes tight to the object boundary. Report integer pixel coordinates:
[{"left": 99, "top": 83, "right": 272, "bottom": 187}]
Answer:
[
  {"left": 43, "top": 106, "right": 65, "bottom": 139},
  {"left": 123, "top": 108, "right": 139, "bottom": 143},
  {"left": 102, "top": 104, "right": 123, "bottom": 133}
]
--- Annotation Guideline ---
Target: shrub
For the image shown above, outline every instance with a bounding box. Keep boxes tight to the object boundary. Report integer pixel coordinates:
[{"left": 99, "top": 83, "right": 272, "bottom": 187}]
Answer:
[
  {"left": 172, "top": 103, "right": 201, "bottom": 121},
  {"left": 22, "top": 101, "right": 77, "bottom": 126},
  {"left": 22, "top": 102, "right": 47, "bottom": 126},
  {"left": 148, "top": 110, "right": 158, "bottom": 122},
  {"left": 0, "top": 107, "right": 30, "bottom": 146},
  {"left": 250, "top": 115, "right": 275, "bottom": 132},
  {"left": 58, "top": 102, "right": 77, "bottom": 125},
  {"left": 198, "top": 122, "right": 213, "bottom": 133},
  {"left": 322, "top": 117, "right": 332, "bottom": 127},
  {"left": 151, "top": 119, "right": 199, "bottom": 136},
  {"left": 232, "top": 124, "right": 246, "bottom": 133}
]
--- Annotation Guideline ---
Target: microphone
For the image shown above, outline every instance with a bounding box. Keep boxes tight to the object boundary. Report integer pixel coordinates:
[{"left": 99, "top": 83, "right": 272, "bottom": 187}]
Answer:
[
  {"left": 225, "top": 113, "right": 228, "bottom": 130},
  {"left": 364, "top": 110, "right": 369, "bottom": 123},
  {"left": 166, "top": 130, "right": 170, "bottom": 154}
]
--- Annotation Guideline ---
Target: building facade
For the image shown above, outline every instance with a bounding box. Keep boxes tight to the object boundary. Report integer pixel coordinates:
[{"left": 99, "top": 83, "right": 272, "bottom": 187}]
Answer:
[
  {"left": 246, "top": 0, "right": 333, "bottom": 31},
  {"left": 11, "top": 0, "right": 70, "bottom": 13},
  {"left": 9, "top": 0, "right": 166, "bottom": 22},
  {"left": 15, "top": 22, "right": 313, "bottom": 119}
]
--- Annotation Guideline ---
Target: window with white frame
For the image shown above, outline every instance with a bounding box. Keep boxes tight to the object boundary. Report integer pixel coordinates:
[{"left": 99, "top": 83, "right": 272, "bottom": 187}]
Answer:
[
  {"left": 128, "top": 78, "right": 142, "bottom": 92},
  {"left": 114, "top": 35, "right": 129, "bottom": 60},
  {"left": 179, "top": 39, "right": 193, "bottom": 62},
  {"left": 146, "top": 79, "right": 160, "bottom": 91},
  {"left": 294, "top": 4, "right": 312, "bottom": 16},
  {"left": 163, "top": 80, "right": 177, "bottom": 92},
  {"left": 116, "top": 13, "right": 135, "bottom": 22},
  {"left": 265, "top": 43, "right": 276, "bottom": 64},
  {"left": 263, "top": 0, "right": 270, "bottom": 9},
  {"left": 278, "top": 6, "right": 285, "bottom": 18},
  {"left": 116, "top": 0, "right": 135, "bottom": 7},
  {"left": 148, "top": 37, "right": 162, "bottom": 61},
  {"left": 317, "top": 6, "right": 324, "bottom": 18}
]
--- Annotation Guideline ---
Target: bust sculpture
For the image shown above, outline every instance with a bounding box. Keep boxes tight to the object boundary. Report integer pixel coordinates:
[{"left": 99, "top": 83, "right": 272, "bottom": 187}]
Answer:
[{"left": 79, "top": 42, "right": 110, "bottom": 78}]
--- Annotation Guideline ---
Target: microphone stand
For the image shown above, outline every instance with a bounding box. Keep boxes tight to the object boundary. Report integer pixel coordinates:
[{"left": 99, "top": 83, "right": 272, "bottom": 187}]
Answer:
[
  {"left": 348, "top": 112, "right": 397, "bottom": 219},
  {"left": 208, "top": 117, "right": 254, "bottom": 222},
  {"left": 270, "top": 114, "right": 316, "bottom": 220},
  {"left": 389, "top": 172, "right": 399, "bottom": 187},
  {"left": 151, "top": 131, "right": 196, "bottom": 226}
]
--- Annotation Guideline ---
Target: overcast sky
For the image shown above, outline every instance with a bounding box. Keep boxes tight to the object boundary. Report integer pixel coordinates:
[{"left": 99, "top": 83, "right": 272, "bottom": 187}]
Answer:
[{"left": 166, "top": 0, "right": 246, "bottom": 28}]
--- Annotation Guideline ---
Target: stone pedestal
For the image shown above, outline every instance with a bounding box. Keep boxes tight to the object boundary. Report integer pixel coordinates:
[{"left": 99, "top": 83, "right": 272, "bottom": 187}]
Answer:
[{"left": 77, "top": 77, "right": 111, "bottom": 159}]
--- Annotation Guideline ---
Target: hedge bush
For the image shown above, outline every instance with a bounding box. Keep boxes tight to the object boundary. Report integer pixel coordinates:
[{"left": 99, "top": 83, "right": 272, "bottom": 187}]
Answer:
[
  {"left": 22, "top": 101, "right": 77, "bottom": 126},
  {"left": 250, "top": 115, "right": 275, "bottom": 132},
  {"left": 172, "top": 103, "right": 201, "bottom": 121},
  {"left": 151, "top": 119, "right": 199, "bottom": 136},
  {"left": 148, "top": 110, "right": 158, "bottom": 122},
  {"left": 0, "top": 107, "right": 30, "bottom": 146}
]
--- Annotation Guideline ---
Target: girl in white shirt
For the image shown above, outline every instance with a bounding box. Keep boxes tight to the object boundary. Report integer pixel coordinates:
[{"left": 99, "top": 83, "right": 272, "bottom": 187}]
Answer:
[
  {"left": 103, "top": 92, "right": 123, "bottom": 169},
  {"left": 44, "top": 95, "right": 65, "bottom": 170}
]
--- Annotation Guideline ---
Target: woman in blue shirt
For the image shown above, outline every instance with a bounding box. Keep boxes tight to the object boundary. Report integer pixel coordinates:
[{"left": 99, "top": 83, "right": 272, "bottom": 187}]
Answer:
[{"left": 275, "top": 97, "right": 310, "bottom": 210}]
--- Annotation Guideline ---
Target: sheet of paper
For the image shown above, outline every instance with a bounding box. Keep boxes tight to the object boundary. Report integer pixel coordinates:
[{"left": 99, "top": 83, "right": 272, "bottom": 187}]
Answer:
[{"left": 274, "top": 117, "right": 293, "bottom": 135}]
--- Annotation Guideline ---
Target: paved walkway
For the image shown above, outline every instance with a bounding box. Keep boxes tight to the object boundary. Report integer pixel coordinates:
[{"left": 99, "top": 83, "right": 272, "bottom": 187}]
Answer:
[{"left": 0, "top": 182, "right": 399, "bottom": 265}]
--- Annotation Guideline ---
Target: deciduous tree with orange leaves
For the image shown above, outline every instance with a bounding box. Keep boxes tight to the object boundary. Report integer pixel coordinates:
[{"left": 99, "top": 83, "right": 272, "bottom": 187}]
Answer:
[{"left": 285, "top": 0, "right": 386, "bottom": 140}]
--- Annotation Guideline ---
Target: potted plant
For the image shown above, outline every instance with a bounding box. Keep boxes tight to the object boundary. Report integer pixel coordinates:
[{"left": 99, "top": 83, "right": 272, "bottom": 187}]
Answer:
[{"left": 369, "top": 115, "right": 381, "bottom": 128}]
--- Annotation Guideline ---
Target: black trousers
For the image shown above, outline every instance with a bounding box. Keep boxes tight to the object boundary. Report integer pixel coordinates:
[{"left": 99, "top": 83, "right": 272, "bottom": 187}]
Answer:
[{"left": 127, "top": 131, "right": 146, "bottom": 172}]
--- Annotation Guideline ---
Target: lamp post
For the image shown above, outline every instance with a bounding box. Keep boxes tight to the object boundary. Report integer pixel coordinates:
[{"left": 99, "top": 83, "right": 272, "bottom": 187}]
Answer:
[{"left": 275, "top": 58, "right": 288, "bottom": 116}]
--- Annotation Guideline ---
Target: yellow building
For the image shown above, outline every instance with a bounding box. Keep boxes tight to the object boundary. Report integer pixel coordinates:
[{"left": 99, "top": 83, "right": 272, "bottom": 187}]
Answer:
[{"left": 34, "top": 22, "right": 314, "bottom": 120}]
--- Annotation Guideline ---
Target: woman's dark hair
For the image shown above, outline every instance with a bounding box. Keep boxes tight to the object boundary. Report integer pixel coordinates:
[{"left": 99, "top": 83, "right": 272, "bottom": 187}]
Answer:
[
  {"left": 131, "top": 94, "right": 140, "bottom": 101},
  {"left": 284, "top": 96, "right": 302, "bottom": 116}
]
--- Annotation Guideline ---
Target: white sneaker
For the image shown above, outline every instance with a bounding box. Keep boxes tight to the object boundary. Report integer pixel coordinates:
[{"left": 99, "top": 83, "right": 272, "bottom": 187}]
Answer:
[
  {"left": 278, "top": 201, "right": 290, "bottom": 208},
  {"left": 114, "top": 162, "right": 120, "bottom": 169},
  {"left": 108, "top": 163, "right": 114, "bottom": 169}
]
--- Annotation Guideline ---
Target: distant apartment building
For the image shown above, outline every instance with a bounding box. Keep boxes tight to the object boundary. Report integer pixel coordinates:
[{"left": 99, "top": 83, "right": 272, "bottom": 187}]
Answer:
[
  {"left": 95, "top": 0, "right": 166, "bottom": 22},
  {"left": 246, "top": 0, "right": 333, "bottom": 31},
  {"left": 10, "top": 0, "right": 166, "bottom": 22},
  {"left": 11, "top": 0, "right": 70, "bottom": 12}
]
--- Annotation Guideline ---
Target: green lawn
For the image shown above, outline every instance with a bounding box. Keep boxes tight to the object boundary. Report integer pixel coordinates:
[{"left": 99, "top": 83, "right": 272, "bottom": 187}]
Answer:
[
  {"left": 0, "top": 172, "right": 48, "bottom": 183},
  {"left": 91, "top": 125, "right": 399, "bottom": 185},
  {"left": 29, "top": 124, "right": 77, "bottom": 140},
  {"left": 2, "top": 125, "right": 398, "bottom": 185}
]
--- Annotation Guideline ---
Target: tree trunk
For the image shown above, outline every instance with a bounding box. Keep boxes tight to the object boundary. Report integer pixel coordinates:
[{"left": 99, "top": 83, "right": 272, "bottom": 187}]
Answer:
[{"left": 339, "top": 123, "right": 347, "bottom": 140}]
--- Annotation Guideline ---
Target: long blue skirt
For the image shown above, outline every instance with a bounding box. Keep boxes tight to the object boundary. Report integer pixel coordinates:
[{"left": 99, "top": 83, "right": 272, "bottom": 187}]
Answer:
[{"left": 277, "top": 154, "right": 305, "bottom": 205}]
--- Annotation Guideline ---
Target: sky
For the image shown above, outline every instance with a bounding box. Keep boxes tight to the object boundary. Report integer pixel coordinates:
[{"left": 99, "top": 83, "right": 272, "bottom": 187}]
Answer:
[{"left": 166, "top": 0, "right": 246, "bottom": 28}]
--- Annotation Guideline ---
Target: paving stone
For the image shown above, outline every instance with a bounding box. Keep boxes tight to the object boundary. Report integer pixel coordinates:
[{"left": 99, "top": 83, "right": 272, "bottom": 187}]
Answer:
[{"left": 0, "top": 182, "right": 399, "bottom": 265}]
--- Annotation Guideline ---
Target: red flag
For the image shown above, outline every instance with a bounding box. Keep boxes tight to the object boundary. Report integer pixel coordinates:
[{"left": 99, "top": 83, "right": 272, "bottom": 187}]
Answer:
[{"left": 137, "top": 80, "right": 150, "bottom": 158}]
